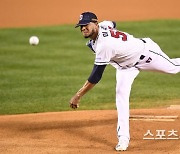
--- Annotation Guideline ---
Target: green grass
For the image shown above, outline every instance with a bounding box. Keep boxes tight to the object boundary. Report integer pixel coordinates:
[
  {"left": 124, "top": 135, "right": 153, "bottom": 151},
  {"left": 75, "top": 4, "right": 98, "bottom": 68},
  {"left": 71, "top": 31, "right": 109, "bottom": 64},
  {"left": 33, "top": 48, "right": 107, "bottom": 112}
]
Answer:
[{"left": 0, "top": 20, "right": 180, "bottom": 114}]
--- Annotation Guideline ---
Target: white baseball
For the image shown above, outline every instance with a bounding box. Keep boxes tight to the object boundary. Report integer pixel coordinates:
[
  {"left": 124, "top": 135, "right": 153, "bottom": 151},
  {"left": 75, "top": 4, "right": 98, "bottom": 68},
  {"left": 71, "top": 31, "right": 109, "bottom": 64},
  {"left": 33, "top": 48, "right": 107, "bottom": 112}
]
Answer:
[{"left": 29, "top": 36, "right": 39, "bottom": 45}]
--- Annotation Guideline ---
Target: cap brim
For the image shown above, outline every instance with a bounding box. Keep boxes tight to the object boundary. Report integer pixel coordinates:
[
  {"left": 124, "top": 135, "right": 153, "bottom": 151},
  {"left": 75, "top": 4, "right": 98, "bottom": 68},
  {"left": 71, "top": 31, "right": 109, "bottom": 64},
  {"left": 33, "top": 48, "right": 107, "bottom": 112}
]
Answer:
[
  {"left": 75, "top": 23, "right": 88, "bottom": 28},
  {"left": 75, "top": 20, "right": 90, "bottom": 28}
]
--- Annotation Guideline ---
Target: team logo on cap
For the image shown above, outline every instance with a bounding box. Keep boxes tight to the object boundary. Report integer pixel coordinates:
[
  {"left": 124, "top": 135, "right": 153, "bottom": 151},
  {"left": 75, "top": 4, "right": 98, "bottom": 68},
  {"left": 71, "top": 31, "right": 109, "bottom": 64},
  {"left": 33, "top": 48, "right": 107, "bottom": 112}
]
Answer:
[{"left": 79, "top": 15, "right": 83, "bottom": 21}]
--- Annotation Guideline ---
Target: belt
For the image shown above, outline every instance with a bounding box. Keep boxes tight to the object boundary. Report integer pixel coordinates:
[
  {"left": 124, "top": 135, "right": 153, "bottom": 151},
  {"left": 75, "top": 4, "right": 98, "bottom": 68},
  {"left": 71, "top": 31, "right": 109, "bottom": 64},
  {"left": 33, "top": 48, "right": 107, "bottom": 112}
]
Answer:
[
  {"left": 134, "top": 39, "right": 146, "bottom": 65},
  {"left": 140, "top": 55, "right": 145, "bottom": 60},
  {"left": 139, "top": 39, "right": 147, "bottom": 60},
  {"left": 140, "top": 39, "right": 146, "bottom": 43},
  {"left": 134, "top": 40, "right": 146, "bottom": 66},
  {"left": 134, "top": 55, "right": 146, "bottom": 66}
]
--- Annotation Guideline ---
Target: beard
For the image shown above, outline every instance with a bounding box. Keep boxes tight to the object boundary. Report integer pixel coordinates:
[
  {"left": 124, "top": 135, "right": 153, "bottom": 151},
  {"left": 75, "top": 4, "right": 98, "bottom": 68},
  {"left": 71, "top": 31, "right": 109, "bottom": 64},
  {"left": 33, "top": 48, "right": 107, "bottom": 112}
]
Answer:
[
  {"left": 84, "top": 35, "right": 90, "bottom": 38},
  {"left": 83, "top": 29, "right": 95, "bottom": 39},
  {"left": 83, "top": 32, "right": 92, "bottom": 38}
]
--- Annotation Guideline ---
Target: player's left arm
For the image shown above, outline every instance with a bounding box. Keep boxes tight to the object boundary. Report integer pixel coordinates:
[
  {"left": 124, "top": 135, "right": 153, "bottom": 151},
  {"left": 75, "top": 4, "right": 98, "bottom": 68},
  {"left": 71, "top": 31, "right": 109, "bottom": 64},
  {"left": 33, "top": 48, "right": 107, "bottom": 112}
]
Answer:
[
  {"left": 69, "top": 64, "right": 106, "bottom": 109},
  {"left": 99, "top": 21, "right": 116, "bottom": 28}
]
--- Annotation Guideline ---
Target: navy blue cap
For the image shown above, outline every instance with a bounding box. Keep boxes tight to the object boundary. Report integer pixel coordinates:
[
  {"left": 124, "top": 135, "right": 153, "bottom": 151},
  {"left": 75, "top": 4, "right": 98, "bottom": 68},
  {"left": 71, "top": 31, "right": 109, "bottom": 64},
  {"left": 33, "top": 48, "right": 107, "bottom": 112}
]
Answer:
[{"left": 75, "top": 12, "right": 98, "bottom": 28}]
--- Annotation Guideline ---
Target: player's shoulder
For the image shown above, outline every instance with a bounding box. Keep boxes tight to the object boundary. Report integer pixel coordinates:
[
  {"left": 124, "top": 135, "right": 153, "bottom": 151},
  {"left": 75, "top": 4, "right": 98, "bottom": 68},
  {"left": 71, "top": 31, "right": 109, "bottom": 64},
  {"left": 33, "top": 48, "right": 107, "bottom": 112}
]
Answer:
[{"left": 99, "top": 20, "right": 116, "bottom": 29}]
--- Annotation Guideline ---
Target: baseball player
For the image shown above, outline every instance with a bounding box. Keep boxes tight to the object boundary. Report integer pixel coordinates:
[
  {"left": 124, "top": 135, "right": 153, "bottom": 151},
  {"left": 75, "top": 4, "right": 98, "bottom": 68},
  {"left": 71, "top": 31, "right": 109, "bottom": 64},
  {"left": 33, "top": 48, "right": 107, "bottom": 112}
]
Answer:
[{"left": 69, "top": 12, "right": 180, "bottom": 151}]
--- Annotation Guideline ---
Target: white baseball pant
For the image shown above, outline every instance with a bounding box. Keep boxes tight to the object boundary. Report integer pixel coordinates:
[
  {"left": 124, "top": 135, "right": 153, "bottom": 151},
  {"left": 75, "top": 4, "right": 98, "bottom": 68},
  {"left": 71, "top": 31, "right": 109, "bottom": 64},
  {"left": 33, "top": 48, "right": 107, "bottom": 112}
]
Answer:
[{"left": 116, "top": 38, "right": 180, "bottom": 142}]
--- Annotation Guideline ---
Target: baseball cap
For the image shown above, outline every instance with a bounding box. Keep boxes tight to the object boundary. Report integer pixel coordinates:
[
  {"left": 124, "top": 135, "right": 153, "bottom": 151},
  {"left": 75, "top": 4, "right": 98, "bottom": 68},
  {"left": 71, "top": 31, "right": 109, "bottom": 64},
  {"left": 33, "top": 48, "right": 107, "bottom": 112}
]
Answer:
[{"left": 75, "top": 12, "right": 98, "bottom": 28}]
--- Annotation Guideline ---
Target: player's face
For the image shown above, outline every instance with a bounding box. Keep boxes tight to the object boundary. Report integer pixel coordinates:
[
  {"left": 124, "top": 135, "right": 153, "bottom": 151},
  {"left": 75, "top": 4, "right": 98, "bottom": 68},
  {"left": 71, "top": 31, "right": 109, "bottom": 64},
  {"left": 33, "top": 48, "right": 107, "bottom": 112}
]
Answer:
[{"left": 80, "top": 22, "right": 98, "bottom": 40}]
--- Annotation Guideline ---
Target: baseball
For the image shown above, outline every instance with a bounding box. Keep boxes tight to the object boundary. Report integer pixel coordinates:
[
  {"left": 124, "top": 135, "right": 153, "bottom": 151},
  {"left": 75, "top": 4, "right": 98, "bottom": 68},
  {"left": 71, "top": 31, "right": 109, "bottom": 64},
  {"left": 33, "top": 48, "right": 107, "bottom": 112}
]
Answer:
[{"left": 29, "top": 36, "right": 39, "bottom": 45}]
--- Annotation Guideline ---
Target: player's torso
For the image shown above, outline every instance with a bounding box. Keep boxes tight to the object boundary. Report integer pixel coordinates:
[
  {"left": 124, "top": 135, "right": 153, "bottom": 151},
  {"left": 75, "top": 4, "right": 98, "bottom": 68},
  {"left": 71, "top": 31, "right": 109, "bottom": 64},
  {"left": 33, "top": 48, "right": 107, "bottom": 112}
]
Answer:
[{"left": 92, "top": 24, "right": 145, "bottom": 67}]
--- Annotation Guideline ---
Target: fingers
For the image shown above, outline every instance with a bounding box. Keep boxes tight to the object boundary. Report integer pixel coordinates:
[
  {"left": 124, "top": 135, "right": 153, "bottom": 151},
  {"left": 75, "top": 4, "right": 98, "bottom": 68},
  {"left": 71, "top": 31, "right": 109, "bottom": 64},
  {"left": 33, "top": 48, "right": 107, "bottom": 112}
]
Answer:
[
  {"left": 69, "top": 94, "right": 80, "bottom": 109},
  {"left": 70, "top": 103, "right": 79, "bottom": 109}
]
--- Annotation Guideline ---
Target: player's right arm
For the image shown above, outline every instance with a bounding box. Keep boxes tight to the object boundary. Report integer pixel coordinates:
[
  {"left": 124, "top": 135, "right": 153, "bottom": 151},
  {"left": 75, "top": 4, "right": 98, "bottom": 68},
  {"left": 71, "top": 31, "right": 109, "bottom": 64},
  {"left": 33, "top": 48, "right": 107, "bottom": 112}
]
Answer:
[{"left": 69, "top": 64, "right": 106, "bottom": 109}]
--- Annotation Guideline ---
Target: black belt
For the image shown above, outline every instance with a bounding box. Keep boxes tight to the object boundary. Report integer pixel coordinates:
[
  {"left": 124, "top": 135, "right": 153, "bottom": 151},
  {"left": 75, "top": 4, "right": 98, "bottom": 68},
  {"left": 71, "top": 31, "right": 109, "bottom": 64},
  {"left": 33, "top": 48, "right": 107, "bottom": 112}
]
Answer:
[
  {"left": 134, "top": 40, "right": 146, "bottom": 66},
  {"left": 140, "top": 39, "right": 146, "bottom": 43},
  {"left": 134, "top": 55, "right": 145, "bottom": 66},
  {"left": 140, "top": 55, "right": 145, "bottom": 60},
  {"left": 139, "top": 39, "right": 146, "bottom": 60},
  {"left": 134, "top": 39, "right": 147, "bottom": 66},
  {"left": 136, "top": 39, "right": 146, "bottom": 62}
]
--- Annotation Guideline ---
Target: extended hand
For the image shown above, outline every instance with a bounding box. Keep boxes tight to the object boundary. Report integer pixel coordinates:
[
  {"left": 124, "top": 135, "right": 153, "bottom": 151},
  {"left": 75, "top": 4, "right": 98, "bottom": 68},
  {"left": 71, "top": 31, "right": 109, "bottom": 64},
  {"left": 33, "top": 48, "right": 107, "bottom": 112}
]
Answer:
[
  {"left": 69, "top": 80, "right": 95, "bottom": 109},
  {"left": 69, "top": 94, "right": 81, "bottom": 109}
]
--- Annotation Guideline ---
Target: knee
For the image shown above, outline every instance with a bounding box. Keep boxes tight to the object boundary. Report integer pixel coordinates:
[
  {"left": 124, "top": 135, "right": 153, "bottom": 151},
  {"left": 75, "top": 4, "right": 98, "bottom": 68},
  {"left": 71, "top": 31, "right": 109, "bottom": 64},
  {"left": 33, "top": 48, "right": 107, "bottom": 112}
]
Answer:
[
  {"left": 166, "top": 68, "right": 180, "bottom": 74},
  {"left": 116, "top": 85, "right": 132, "bottom": 96}
]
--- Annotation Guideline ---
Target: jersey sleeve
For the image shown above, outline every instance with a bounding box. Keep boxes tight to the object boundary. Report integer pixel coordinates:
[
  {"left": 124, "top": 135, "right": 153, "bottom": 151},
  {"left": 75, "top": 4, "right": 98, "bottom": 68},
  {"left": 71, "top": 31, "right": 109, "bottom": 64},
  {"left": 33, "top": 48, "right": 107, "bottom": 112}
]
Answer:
[
  {"left": 99, "top": 21, "right": 116, "bottom": 28},
  {"left": 94, "top": 45, "right": 113, "bottom": 65}
]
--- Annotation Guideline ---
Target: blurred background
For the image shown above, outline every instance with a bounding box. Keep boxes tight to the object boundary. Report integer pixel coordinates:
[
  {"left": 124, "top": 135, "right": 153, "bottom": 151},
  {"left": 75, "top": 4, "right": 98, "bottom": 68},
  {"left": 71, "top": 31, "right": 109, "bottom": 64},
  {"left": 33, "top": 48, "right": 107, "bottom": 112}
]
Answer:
[{"left": 0, "top": 0, "right": 180, "bottom": 28}]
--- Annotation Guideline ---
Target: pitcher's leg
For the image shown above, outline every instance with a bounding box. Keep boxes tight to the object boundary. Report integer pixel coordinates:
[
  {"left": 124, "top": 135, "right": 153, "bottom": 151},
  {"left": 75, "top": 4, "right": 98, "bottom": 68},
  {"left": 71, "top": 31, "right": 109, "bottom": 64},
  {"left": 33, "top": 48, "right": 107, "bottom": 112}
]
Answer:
[
  {"left": 136, "top": 39, "right": 180, "bottom": 73},
  {"left": 148, "top": 50, "right": 180, "bottom": 74},
  {"left": 116, "top": 67, "right": 139, "bottom": 142}
]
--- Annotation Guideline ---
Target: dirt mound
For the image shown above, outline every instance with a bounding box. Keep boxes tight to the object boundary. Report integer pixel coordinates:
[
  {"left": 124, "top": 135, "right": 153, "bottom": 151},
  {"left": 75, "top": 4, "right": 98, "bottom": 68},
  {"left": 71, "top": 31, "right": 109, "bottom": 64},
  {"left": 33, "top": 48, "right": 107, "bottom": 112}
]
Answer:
[{"left": 0, "top": 109, "right": 179, "bottom": 153}]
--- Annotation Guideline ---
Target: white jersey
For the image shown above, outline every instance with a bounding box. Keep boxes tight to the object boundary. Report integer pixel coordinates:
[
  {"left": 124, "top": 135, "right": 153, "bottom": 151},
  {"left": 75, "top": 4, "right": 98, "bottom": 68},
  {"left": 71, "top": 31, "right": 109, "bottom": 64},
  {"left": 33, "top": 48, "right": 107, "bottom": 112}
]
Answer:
[{"left": 87, "top": 21, "right": 145, "bottom": 69}]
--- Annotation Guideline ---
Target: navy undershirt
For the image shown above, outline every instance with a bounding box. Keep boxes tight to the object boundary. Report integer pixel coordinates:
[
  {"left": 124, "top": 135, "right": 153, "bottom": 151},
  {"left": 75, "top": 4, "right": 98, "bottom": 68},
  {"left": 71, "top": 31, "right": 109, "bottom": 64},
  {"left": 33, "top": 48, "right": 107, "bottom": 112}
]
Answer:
[{"left": 88, "top": 64, "right": 107, "bottom": 84}]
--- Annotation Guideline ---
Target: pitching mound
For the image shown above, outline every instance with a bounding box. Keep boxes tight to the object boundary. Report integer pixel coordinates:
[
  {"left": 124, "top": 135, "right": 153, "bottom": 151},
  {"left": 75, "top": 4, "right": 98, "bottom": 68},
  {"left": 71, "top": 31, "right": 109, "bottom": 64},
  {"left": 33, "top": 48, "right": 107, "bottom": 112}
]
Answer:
[{"left": 0, "top": 108, "right": 179, "bottom": 154}]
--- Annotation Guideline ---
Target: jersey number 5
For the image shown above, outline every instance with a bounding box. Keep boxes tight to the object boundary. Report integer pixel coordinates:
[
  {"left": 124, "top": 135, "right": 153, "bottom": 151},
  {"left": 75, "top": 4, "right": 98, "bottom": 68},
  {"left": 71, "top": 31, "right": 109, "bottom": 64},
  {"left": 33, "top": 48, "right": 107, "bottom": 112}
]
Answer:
[{"left": 110, "top": 29, "right": 127, "bottom": 41}]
